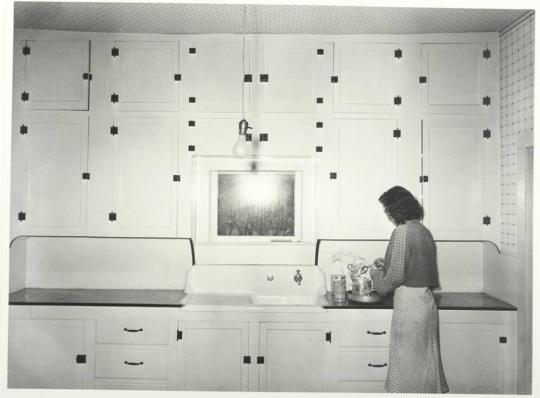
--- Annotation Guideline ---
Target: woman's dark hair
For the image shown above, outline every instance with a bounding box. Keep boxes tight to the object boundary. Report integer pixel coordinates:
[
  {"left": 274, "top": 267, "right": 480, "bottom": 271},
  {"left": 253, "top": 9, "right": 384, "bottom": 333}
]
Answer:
[{"left": 379, "top": 186, "right": 424, "bottom": 225}]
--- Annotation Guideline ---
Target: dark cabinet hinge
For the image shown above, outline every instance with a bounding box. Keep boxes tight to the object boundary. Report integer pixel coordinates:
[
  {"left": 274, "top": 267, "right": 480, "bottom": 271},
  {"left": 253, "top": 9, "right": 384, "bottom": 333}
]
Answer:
[
  {"left": 393, "top": 129, "right": 401, "bottom": 138},
  {"left": 18, "top": 211, "right": 26, "bottom": 221},
  {"left": 110, "top": 126, "right": 118, "bottom": 135},
  {"left": 330, "top": 172, "right": 337, "bottom": 180},
  {"left": 483, "top": 96, "right": 491, "bottom": 106},
  {"left": 499, "top": 336, "right": 507, "bottom": 343},
  {"left": 20, "top": 125, "right": 28, "bottom": 135},
  {"left": 483, "top": 49, "right": 491, "bottom": 59},
  {"left": 75, "top": 354, "right": 86, "bottom": 364},
  {"left": 483, "top": 216, "right": 491, "bottom": 225},
  {"left": 244, "top": 74, "right": 252, "bottom": 83},
  {"left": 21, "top": 92, "right": 29, "bottom": 101},
  {"left": 111, "top": 93, "right": 119, "bottom": 103},
  {"left": 419, "top": 76, "right": 427, "bottom": 83},
  {"left": 316, "top": 146, "right": 323, "bottom": 153},
  {"left": 177, "top": 330, "right": 183, "bottom": 340},
  {"left": 82, "top": 172, "right": 90, "bottom": 180},
  {"left": 188, "top": 97, "right": 196, "bottom": 103},
  {"left": 257, "top": 356, "right": 264, "bottom": 364},
  {"left": 326, "top": 331, "right": 332, "bottom": 342},
  {"left": 317, "top": 48, "right": 324, "bottom": 55},
  {"left": 83, "top": 73, "right": 92, "bottom": 81},
  {"left": 109, "top": 212, "right": 117, "bottom": 222},
  {"left": 316, "top": 97, "right": 324, "bottom": 104},
  {"left": 188, "top": 120, "right": 196, "bottom": 127},
  {"left": 243, "top": 355, "right": 251, "bottom": 364},
  {"left": 259, "top": 133, "right": 268, "bottom": 142},
  {"left": 394, "top": 48, "right": 402, "bottom": 58},
  {"left": 419, "top": 175, "right": 429, "bottom": 183},
  {"left": 246, "top": 133, "right": 252, "bottom": 142},
  {"left": 260, "top": 74, "right": 269, "bottom": 82},
  {"left": 331, "top": 76, "right": 338, "bottom": 83},
  {"left": 111, "top": 47, "right": 119, "bottom": 57},
  {"left": 173, "top": 174, "right": 181, "bottom": 182},
  {"left": 316, "top": 122, "right": 323, "bottom": 128},
  {"left": 189, "top": 47, "right": 196, "bottom": 54},
  {"left": 394, "top": 96, "right": 402, "bottom": 105},
  {"left": 188, "top": 145, "right": 196, "bottom": 152},
  {"left": 174, "top": 74, "right": 182, "bottom": 81},
  {"left": 23, "top": 45, "right": 30, "bottom": 55},
  {"left": 483, "top": 129, "right": 491, "bottom": 139}
]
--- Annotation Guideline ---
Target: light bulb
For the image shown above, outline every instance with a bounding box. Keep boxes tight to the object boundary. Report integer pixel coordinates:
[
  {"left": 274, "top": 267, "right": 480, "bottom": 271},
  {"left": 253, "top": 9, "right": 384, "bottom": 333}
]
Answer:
[{"left": 233, "top": 134, "right": 249, "bottom": 158}]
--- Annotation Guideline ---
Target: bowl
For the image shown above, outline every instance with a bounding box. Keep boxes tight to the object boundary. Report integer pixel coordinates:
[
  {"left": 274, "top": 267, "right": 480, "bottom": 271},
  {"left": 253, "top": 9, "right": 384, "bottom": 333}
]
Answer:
[{"left": 347, "top": 292, "right": 383, "bottom": 304}]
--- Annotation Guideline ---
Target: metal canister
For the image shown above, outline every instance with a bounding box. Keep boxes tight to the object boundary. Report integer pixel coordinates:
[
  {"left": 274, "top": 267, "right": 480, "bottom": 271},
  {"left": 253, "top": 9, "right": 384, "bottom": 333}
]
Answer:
[{"left": 330, "top": 274, "right": 347, "bottom": 304}]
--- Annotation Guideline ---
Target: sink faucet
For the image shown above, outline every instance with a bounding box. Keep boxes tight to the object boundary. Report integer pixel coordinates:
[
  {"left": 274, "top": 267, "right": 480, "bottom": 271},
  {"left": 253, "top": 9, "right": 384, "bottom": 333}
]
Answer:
[{"left": 294, "top": 269, "right": 302, "bottom": 286}]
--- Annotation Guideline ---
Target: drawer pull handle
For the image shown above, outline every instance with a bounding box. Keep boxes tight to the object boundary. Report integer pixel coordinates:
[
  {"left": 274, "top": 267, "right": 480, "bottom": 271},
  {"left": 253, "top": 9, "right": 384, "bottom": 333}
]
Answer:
[
  {"left": 123, "top": 328, "right": 143, "bottom": 332},
  {"left": 124, "top": 361, "right": 144, "bottom": 366},
  {"left": 368, "top": 363, "right": 387, "bottom": 368},
  {"left": 366, "top": 331, "right": 386, "bottom": 335}
]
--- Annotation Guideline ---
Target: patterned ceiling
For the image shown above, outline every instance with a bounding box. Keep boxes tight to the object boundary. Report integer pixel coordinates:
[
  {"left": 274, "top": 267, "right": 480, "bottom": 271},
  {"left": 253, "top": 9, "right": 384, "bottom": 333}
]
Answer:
[{"left": 14, "top": 2, "right": 531, "bottom": 35}]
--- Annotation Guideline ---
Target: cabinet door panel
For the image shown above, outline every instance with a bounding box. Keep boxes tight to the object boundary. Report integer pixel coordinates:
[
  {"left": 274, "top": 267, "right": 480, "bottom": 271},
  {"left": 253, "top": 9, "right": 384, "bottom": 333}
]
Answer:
[
  {"left": 113, "top": 42, "right": 179, "bottom": 111},
  {"left": 24, "top": 40, "right": 90, "bottom": 110},
  {"left": 422, "top": 44, "right": 488, "bottom": 114},
  {"left": 255, "top": 117, "right": 322, "bottom": 156},
  {"left": 113, "top": 117, "right": 178, "bottom": 236},
  {"left": 185, "top": 117, "right": 240, "bottom": 156}
]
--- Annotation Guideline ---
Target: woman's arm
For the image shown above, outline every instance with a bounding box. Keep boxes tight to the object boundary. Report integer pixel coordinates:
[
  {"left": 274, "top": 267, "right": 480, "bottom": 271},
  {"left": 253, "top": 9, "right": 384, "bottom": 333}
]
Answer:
[{"left": 370, "top": 224, "right": 407, "bottom": 295}]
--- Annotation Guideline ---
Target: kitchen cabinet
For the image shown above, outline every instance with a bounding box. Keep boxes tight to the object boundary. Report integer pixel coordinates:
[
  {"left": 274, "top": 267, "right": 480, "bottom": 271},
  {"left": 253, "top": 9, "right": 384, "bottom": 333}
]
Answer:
[
  {"left": 111, "top": 41, "right": 179, "bottom": 112},
  {"left": 11, "top": 113, "right": 89, "bottom": 237},
  {"left": 258, "top": 40, "right": 332, "bottom": 114},
  {"left": 20, "top": 40, "right": 90, "bottom": 110},
  {"left": 421, "top": 43, "right": 492, "bottom": 114},
  {"left": 182, "top": 117, "right": 242, "bottom": 156},
  {"left": 8, "top": 319, "right": 89, "bottom": 388}
]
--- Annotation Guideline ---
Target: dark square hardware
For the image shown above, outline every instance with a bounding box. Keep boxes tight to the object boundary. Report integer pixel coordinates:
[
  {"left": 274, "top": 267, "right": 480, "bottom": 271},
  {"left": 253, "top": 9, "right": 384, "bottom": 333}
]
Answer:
[
  {"left": 257, "top": 356, "right": 264, "bottom": 364},
  {"left": 483, "top": 129, "right": 491, "bottom": 139},
  {"left": 111, "top": 47, "right": 119, "bottom": 57},
  {"left": 109, "top": 212, "right": 117, "bottom": 222},
  {"left": 316, "top": 146, "right": 323, "bottom": 153},
  {"left": 316, "top": 122, "right": 323, "bottom": 128},
  {"left": 18, "top": 211, "right": 26, "bottom": 221},
  {"left": 330, "top": 172, "right": 337, "bottom": 179},
  {"left": 110, "top": 126, "right": 118, "bottom": 135},
  {"left": 483, "top": 49, "right": 491, "bottom": 59},
  {"left": 23, "top": 45, "right": 30, "bottom": 55},
  {"left": 244, "top": 74, "right": 252, "bottom": 82},
  {"left": 326, "top": 332, "right": 332, "bottom": 342},
  {"left": 174, "top": 74, "right": 182, "bottom": 81},
  {"left": 111, "top": 93, "right": 119, "bottom": 103},
  {"left": 394, "top": 49, "right": 402, "bottom": 58},
  {"left": 188, "top": 120, "right": 196, "bottom": 127},
  {"left": 189, "top": 97, "right": 196, "bottom": 103},
  {"left": 419, "top": 175, "right": 429, "bottom": 183},
  {"left": 82, "top": 172, "right": 90, "bottom": 180},
  {"left": 483, "top": 96, "right": 491, "bottom": 106},
  {"left": 316, "top": 97, "right": 324, "bottom": 104},
  {"left": 75, "top": 354, "right": 86, "bottom": 364},
  {"left": 21, "top": 92, "right": 29, "bottom": 101},
  {"left": 499, "top": 337, "right": 507, "bottom": 344},
  {"left": 419, "top": 76, "right": 427, "bottom": 83},
  {"left": 394, "top": 96, "right": 402, "bottom": 105},
  {"left": 20, "top": 125, "right": 28, "bottom": 135},
  {"left": 331, "top": 76, "right": 338, "bottom": 83},
  {"left": 189, "top": 47, "right": 196, "bottom": 54},
  {"left": 259, "top": 133, "right": 268, "bottom": 142},
  {"left": 188, "top": 145, "right": 196, "bottom": 152},
  {"left": 173, "top": 175, "right": 181, "bottom": 182},
  {"left": 260, "top": 74, "right": 269, "bottom": 82},
  {"left": 393, "top": 129, "right": 401, "bottom": 138},
  {"left": 483, "top": 216, "right": 491, "bottom": 225},
  {"left": 177, "top": 330, "right": 183, "bottom": 340},
  {"left": 317, "top": 48, "right": 324, "bottom": 55},
  {"left": 83, "top": 73, "right": 92, "bottom": 81},
  {"left": 246, "top": 134, "right": 252, "bottom": 142},
  {"left": 243, "top": 356, "right": 251, "bottom": 364}
]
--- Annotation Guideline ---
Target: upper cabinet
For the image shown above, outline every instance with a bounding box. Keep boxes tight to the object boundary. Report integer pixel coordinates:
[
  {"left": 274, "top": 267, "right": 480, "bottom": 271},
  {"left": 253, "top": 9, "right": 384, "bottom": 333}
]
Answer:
[
  {"left": 21, "top": 40, "right": 90, "bottom": 110},
  {"left": 332, "top": 44, "right": 403, "bottom": 113},
  {"left": 111, "top": 41, "right": 179, "bottom": 112},
  {"left": 180, "top": 40, "right": 251, "bottom": 113},
  {"left": 421, "top": 43, "right": 493, "bottom": 114},
  {"left": 258, "top": 40, "right": 332, "bottom": 114}
]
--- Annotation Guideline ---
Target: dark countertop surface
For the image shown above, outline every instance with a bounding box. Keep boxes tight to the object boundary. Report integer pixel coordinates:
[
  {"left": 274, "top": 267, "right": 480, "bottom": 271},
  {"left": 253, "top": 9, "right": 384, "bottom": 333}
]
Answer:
[{"left": 9, "top": 288, "right": 516, "bottom": 311}]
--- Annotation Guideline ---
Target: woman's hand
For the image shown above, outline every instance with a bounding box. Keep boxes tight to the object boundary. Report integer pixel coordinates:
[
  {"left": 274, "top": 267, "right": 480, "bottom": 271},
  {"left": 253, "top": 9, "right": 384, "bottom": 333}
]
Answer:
[{"left": 373, "top": 257, "right": 385, "bottom": 269}]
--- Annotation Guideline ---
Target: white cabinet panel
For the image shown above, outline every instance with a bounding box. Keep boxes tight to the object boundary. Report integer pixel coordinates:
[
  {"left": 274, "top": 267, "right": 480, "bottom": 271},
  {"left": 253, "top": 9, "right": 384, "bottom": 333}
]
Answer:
[
  {"left": 22, "top": 40, "right": 90, "bottom": 110},
  {"left": 259, "top": 41, "right": 332, "bottom": 114},
  {"left": 332, "top": 119, "right": 399, "bottom": 238},
  {"left": 184, "top": 117, "right": 240, "bottom": 156},
  {"left": 421, "top": 44, "right": 489, "bottom": 114},
  {"left": 422, "top": 119, "right": 489, "bottom": 240},
  {"left": 333, "top": 44, "right": 401, "bottom": 113},
  {"left": 177, "top": 321, "right": 250, "bottom": 391},
  {"left": 180, "top": 41, "right": 251, "bottom": 113},
  {"left": 255, "top": 117, "right": 323, "bottom": 156},
  {"left": 8, "top": 319, "right": 87, "bottom": 389},
  {"left": 11, "top": 114, "right": 88, "bottom": 236},
  {"left": 95, "top": 348, "right": 169, "bottom": 379},
  {"left": 112, "top": 42, "right": 179, "bottom": 111}
]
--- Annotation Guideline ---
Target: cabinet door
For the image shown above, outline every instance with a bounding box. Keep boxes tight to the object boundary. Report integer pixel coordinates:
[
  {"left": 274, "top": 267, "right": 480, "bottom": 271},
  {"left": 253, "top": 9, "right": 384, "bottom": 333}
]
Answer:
[
  {"left": 333, "top": 43, "right": 401, "bottom": 113},
  {"left": 22, "top": 40, "right": 90, "bottom": 110},
  {"left": 177, "top": 321, "right": 250, "bottom": 391},
  {"left": 259, "top": 41, "right": 332, "bottom": 114},
  {"left": 112, "top": 41, "right": 179, "bottom": 112},
  {"left": 258, "top": 322, "right": 329, "bottom": 392},
  {"left": 11, "top": 114, "right": 89, "bottom": 236},
  {"left": 422, "top": 119, "right": 490, "bottom": 240},
  {"left": 183, "top": 117, "right": 240, "bottom": 156},
  {"left": 8, "top": 319, "right": 87, "bottom": 388},
  {"left": 332, "top": 119, "right": 399, "bottom": 239},
  {"left": 180, "top": 40, "right": 251, "bottom": 113},
  {"left": 421, "top": 44, "right": 489, "bottom": 114},
  {"left": 112, "top": 117, "right": 179, "bottom": 236}
]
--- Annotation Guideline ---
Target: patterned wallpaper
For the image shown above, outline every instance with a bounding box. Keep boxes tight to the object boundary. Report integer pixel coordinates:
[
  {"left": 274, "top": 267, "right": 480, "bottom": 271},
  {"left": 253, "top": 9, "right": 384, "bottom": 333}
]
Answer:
[{"left": 499, "top": 12, "right": 535, "bottom": 253}]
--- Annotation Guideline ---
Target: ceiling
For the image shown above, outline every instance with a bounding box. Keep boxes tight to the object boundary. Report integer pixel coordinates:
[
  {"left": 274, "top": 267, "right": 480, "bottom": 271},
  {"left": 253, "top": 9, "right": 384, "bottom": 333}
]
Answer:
[{"left": 14, "top": 2, "right": 532, "bottom": 35}]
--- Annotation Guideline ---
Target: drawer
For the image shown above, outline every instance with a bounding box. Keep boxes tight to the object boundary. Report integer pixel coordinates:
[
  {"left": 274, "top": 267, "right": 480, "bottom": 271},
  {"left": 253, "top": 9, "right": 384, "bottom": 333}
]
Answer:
[
  {"left": 96, "top": 318, "right": 169, "bottom": 345},
  {"left": 338, "top": 350, "right": 389, "bottom": 382},
  {"left": 95, "top": 349, "right": 168, "bottom": 380},
  {"left": 338, "top": 321, "right": 390, "bottom": 346},
  {"left": 94, "top": 380, "right": 168, "bottom": 390}
]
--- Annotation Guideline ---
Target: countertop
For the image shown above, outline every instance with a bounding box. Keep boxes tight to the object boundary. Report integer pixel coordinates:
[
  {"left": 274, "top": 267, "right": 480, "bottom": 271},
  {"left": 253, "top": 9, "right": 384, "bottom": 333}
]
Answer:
[{"left": 9, "top": 288, "right": 516, "bottom": 311}]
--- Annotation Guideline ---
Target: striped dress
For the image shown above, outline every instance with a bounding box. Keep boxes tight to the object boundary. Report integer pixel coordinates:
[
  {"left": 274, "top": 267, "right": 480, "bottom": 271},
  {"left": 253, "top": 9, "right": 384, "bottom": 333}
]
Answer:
[{"left": 370, "top": 221, "right": 449, "bottom": 393}]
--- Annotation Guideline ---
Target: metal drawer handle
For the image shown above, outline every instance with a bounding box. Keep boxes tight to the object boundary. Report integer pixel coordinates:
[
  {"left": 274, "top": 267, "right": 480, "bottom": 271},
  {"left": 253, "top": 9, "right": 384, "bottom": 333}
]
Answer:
[
  {"left": 368, "top": 363, "right": 387, "bottom": 368},
  {"left": 366, "top": 331, "right": 386, "bottom": 335},
  {"left": 124, "top": 361, "right": 144, "bottom": 366},
  {"left": 123, "top": 328, "right": 143, "bottom": 332}
]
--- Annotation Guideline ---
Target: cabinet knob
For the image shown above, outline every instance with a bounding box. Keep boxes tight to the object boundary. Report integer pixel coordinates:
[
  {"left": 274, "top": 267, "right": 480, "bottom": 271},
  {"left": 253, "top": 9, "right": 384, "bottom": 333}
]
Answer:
[
  {"left": 123, "top": 328, "right": 143, "bottom": 333},
  {"left": 124, "top": 361, "right": 144, "bottom": 366}
]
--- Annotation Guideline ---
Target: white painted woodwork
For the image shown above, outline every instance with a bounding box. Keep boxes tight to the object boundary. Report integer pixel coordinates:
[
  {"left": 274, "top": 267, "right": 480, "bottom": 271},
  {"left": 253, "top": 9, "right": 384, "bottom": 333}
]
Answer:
[
  {"left": 258, "top": 40, "right": 332, "bottom": 114},
  {"left": 94, "top": 380, "right": 168, "bottom": 390},
  {"left": 96, "top": 318, "right": 169, "bottom": 345},
  {"left": 180, "top": 40, "right": 251, "bottom": 113},
  {"left": 11, "top": 114, "right": 88, "bottom": 236},
  {"left": 112, "top": 41, "right": 179, "bottom": 111},
  {"left": 332, "top": 119, "right": 399, "bottom": 238},
  {"left": 8, "top": 319, "right": 87, "bottom": 388},
  {"left": 333, "top": 43, "right": 402, "bottom": 113},
  {"left": 421, "top": 43, "right": 489, "bottom": 114},
  {"left": 95, "top": 348, "right": 169, "bottom": 379},
  {"left": 337, "top": 349, "right": 389, "bottom": 382},
  {"left": 22, "top": 40, "right": 90, "bottom": 110},
  {"left": 337, "top": 321, "right": 391, "bottom": 347},
  {"left": 184, "top": 117, "right": 241, "bottom": 155},
  {"left": 258, "top": 322, "right": 328, "bottom": 392},
  {"left": 422, "top": 118, "right": 489, "bottom": 240},
  {"left": 112, "top": 117, "right": 179, "bottom": 236},
  {"left": 177, "top": 321, "right": 250, "bottom": 391}
]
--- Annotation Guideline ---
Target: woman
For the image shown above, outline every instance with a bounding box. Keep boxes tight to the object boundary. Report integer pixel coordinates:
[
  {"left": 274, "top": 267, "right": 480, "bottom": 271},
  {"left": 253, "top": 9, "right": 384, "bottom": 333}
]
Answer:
[{"left": 370, "top": 186, "right": 449, "bottom": 393}]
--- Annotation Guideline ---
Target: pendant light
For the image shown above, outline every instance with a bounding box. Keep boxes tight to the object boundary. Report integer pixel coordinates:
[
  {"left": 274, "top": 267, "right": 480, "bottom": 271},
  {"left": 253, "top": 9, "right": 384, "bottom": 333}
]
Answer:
[{"left": 233, "top": 5, "right": 251, "bottom": 158}]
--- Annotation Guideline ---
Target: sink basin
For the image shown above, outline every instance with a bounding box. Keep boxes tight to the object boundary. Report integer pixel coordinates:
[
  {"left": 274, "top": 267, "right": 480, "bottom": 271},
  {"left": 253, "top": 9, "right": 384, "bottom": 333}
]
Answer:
[{"left": 251, "top": 295, "right": 328, "bottom": 306}]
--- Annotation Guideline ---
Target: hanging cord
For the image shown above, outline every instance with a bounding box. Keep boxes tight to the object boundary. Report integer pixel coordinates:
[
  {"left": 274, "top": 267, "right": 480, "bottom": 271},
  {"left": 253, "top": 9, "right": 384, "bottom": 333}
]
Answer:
[{"left": 241, "top": 5, "right": 246, "bottom": 120}]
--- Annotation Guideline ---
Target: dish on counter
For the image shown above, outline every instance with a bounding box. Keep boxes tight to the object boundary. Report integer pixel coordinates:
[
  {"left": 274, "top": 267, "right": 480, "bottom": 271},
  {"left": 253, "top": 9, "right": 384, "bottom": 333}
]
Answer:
[{"left": 347, "top": 292, "right": 383, "bottom": 304}]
